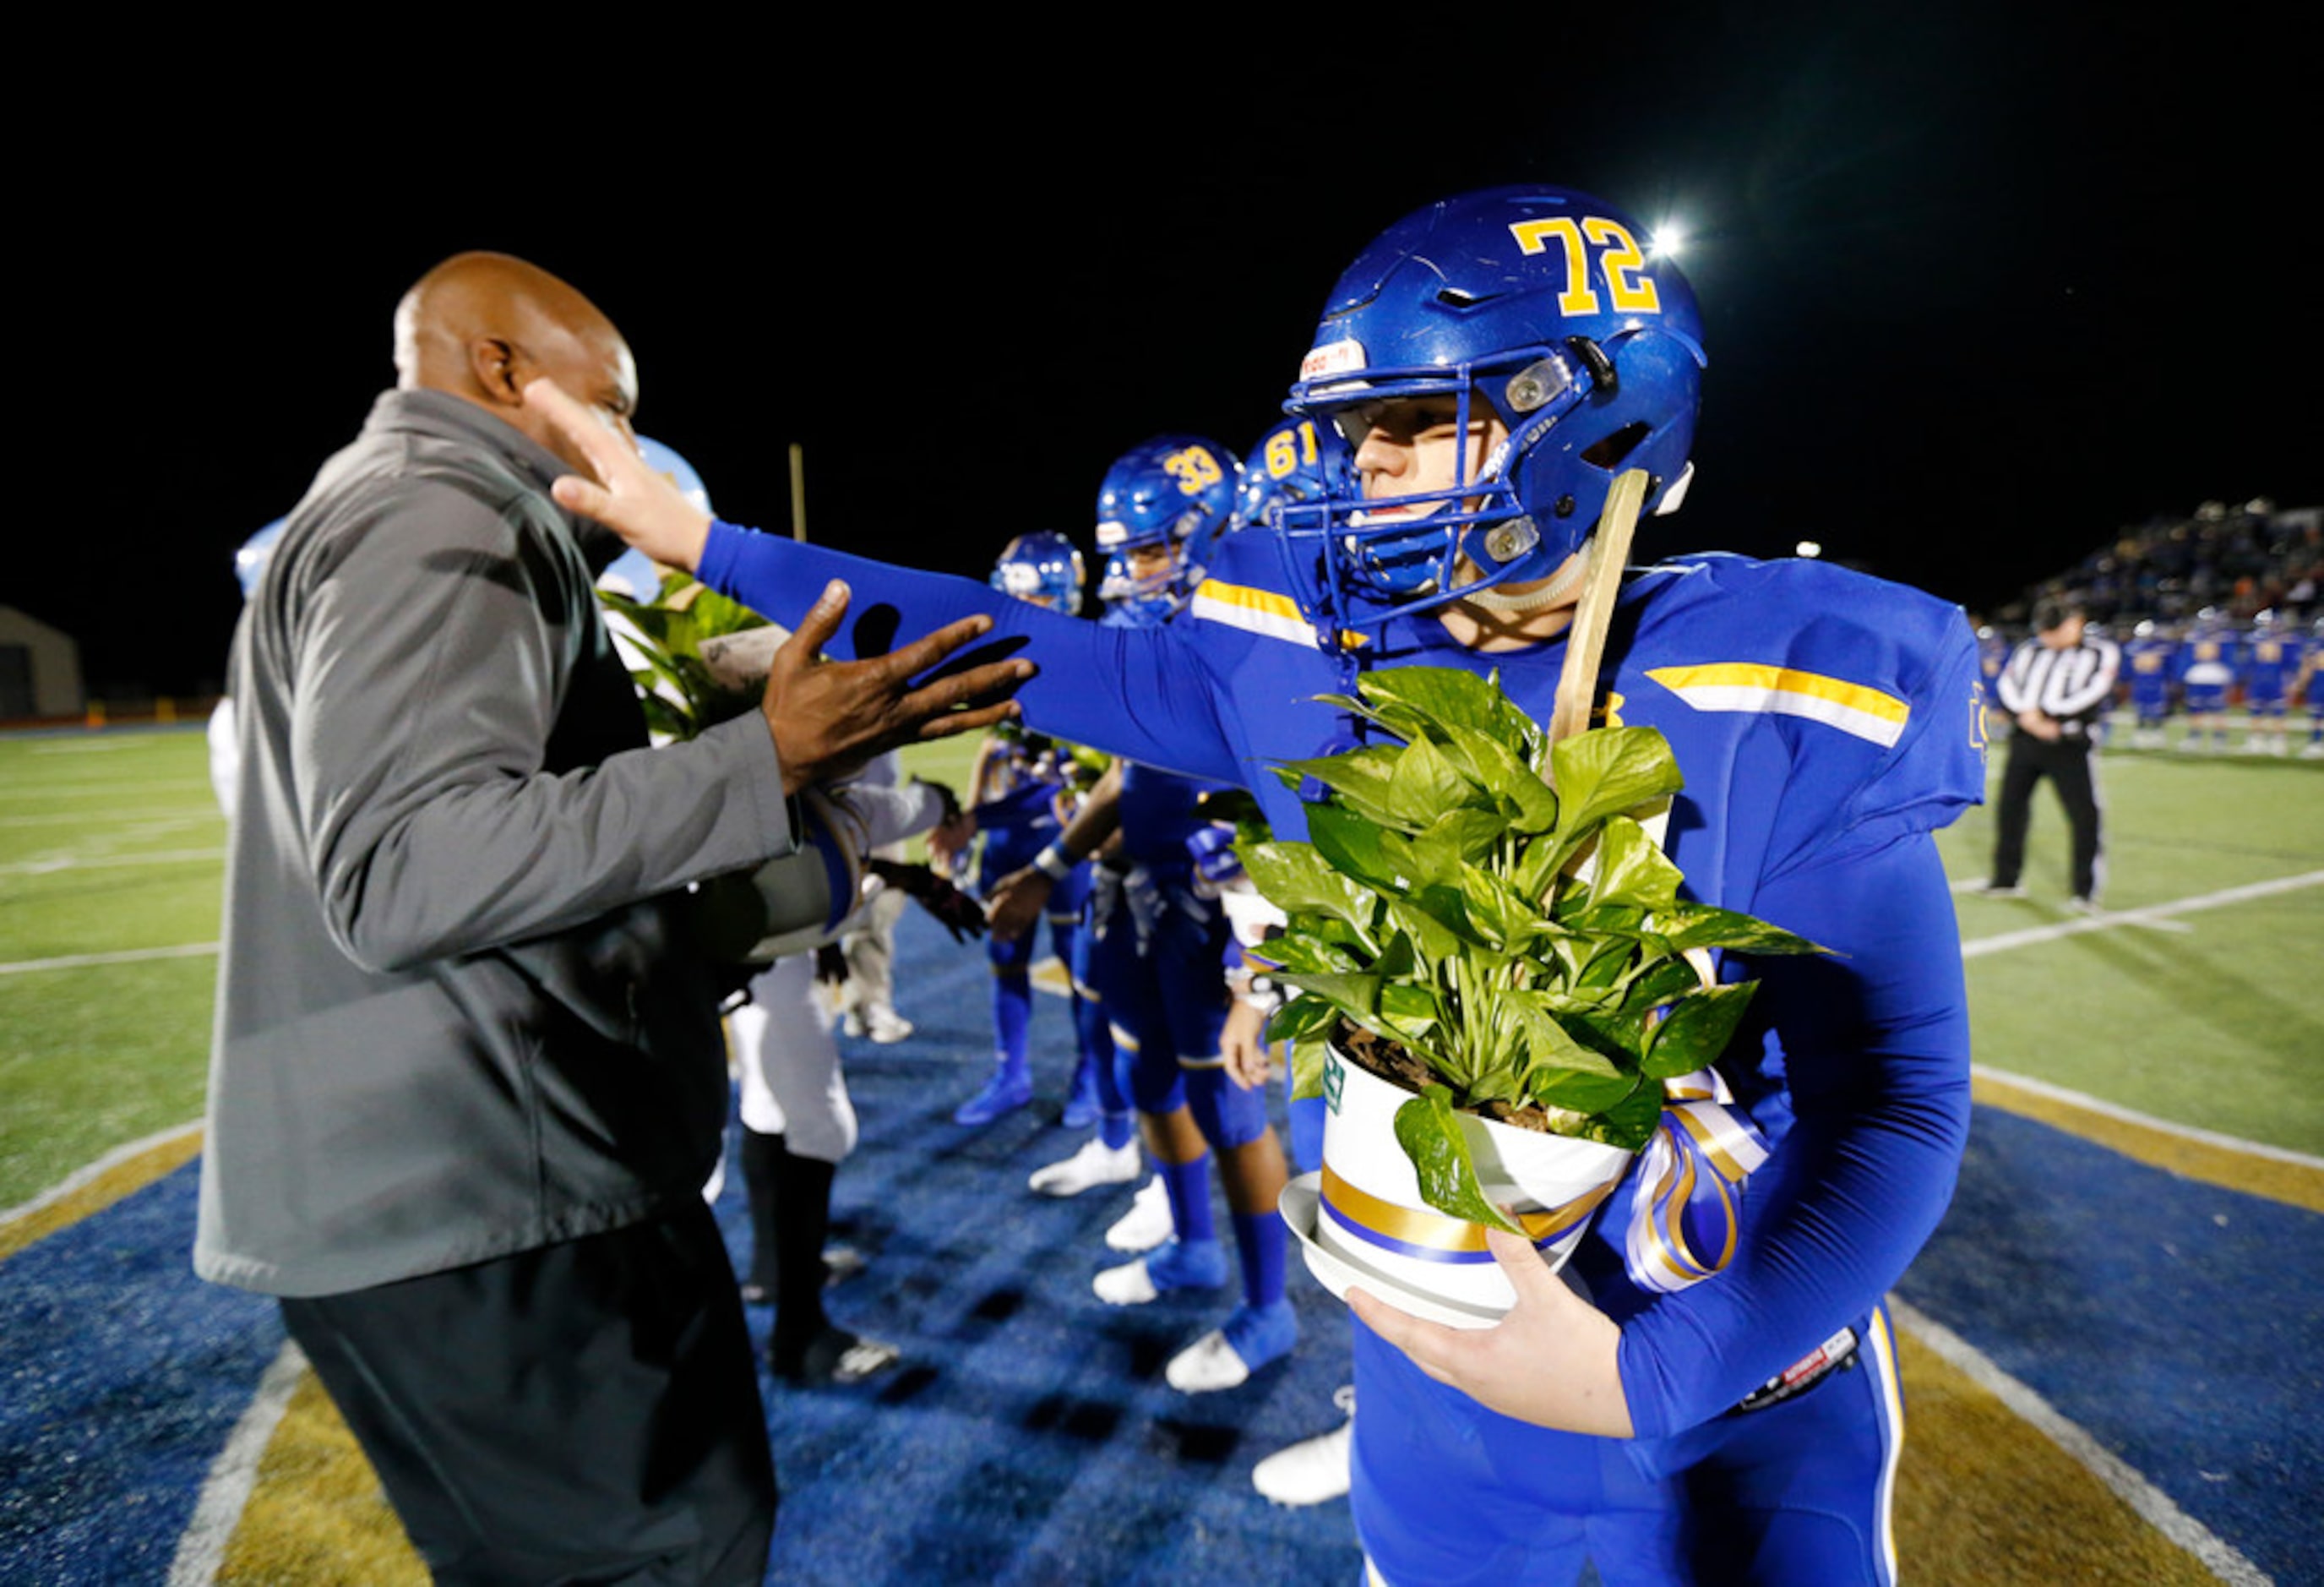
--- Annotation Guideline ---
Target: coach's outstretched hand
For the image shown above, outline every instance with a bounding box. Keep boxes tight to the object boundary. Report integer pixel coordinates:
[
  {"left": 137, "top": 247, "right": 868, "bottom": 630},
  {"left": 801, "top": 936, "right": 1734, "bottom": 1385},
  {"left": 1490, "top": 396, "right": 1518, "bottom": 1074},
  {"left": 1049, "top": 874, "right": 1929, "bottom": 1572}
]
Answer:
[
  {"left": 767, "top": 581, "right": 1030, "bottom": 794},
  {"left": 1348, "top": 1224, "right": 1635, "bottom": 1438},
  {"left": 525, "top": 379, "right": 715, "bottom": 570}
]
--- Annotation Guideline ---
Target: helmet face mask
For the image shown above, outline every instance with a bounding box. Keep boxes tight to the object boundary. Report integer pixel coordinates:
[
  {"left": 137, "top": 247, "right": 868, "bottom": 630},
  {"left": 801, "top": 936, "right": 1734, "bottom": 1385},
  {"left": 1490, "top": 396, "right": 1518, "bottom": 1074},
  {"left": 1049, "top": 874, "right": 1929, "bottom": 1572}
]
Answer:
[
  {"left": 1279, "top": 186, "right": 1706, "bottom": 637},
  {"left": 1092, "top": 434, "right": 1239, "bottom": 619}
]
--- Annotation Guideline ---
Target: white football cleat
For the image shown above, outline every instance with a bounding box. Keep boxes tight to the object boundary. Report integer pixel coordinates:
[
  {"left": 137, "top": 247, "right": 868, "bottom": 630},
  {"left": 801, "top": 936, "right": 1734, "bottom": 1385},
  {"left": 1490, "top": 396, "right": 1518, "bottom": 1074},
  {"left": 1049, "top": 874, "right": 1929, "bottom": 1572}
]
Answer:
[
  {"left": 1027, "top": 1137, "right": 1141, "bottom": 1197},
  {"left": 861, "top": 1004, "right": 914, "bottom": 1044},
  {"left": 1252, "top": 1387, "right": 1355, "bottom": 1506},
  {"left": 1104, "top": 1174, "right": 1173, "bottom": 1252},
  {"left": 1092, "top": 1255, "right": 1162, "bottom": 1306}
]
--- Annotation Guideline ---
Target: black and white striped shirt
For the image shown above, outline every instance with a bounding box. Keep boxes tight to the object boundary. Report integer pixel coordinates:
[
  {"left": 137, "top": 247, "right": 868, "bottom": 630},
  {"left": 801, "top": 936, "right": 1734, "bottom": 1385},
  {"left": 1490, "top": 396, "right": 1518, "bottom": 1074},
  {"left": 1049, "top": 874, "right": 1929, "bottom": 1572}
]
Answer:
[{"left": 1997, "top": 635, "right": 2120, "bottom": 734}]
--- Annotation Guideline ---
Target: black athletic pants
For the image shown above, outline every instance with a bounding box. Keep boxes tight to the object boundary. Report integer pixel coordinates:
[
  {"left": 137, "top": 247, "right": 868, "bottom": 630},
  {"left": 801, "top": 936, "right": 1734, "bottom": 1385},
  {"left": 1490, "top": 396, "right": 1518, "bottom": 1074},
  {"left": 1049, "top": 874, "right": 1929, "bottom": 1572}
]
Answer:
[
  {"left": 1989, "top": 733, "right": 2104, "bottom": 901},
  {"left": 280, "top": 1200, "right": 776, "bottom": 1586}
]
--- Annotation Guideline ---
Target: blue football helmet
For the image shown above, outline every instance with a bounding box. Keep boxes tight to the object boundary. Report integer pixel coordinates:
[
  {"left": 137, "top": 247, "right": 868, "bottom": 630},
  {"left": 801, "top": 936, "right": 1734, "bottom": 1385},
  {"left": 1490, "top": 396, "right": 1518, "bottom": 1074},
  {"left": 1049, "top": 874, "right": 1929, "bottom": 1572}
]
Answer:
[
  {"left": 1280, "top": 186, "right": 1707, "bottom": 633},
  {"left": 235, "top": 518, "right": 288, "bottom": 600},
  {"left": 1230, "top": 417, "right": 1356, "bottom": 536},
  {"left": 1093, "top": 434, "right": 1240, "bottom": 607},
  {"left": 990, "top": 531, "right": 1086, "bottom": 614}
]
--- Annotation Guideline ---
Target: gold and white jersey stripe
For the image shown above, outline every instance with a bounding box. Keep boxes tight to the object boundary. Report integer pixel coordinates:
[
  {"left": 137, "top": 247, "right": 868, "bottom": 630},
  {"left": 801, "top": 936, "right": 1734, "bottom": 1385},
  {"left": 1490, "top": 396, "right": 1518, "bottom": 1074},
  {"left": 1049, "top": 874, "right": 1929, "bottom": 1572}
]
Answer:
[{"left": 1646, "top": 663, "right": 1910, "bottom": 748}]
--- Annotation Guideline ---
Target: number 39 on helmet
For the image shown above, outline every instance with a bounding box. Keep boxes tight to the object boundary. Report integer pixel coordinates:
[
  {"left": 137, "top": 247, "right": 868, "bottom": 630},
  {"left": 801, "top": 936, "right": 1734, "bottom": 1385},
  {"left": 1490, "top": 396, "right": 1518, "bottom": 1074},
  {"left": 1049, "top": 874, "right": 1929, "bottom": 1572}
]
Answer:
[{"left": 1281, "top": 185, "right": 1707, "bottom": 634}]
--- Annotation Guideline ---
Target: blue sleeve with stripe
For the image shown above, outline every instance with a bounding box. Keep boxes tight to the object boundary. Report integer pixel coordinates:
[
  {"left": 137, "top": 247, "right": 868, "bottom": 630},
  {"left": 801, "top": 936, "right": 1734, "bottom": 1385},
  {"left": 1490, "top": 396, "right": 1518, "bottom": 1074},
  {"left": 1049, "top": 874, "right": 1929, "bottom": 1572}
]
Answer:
[
  {"left": 1615, "top": 828, "right": 1973, "bottom": 1438},
  {"left": 697, "top": 521, "right": 1244, "bottom": 785}
]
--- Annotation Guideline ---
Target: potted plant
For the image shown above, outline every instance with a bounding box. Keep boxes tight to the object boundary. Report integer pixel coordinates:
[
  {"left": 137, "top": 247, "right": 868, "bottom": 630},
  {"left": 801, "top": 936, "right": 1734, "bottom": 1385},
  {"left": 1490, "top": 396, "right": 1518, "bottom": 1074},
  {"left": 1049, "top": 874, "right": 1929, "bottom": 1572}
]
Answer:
[
  {"left": 598, "top": 574, "right": 870, "bottom": 963},
  {"left": 1241, "top": 664, "right": 1820, "bottom": 1323}
]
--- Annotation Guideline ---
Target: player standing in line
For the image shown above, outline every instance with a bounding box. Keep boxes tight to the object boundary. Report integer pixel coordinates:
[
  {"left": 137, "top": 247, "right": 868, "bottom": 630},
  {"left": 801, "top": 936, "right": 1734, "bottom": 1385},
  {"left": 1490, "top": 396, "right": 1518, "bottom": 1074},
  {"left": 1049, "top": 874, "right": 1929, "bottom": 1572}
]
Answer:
[
  {"left": 532, "top": 183, "right": 1984, "bottom": 1583},
  {"left": 2121, "top": 619, "right": 2178, "bottom": 750},
  {"left": 994, "top": 436, "right": 1303, "bottom": 1392},
  {"left": 2237, "top": 610, "right": 2303, "bottom": 755},
  {"left": 2177, "top": 608, "right": 2238, "bottom": 751},
  {"left": 2301, "top": 617, "right": 2324, "bottom": 757},
  {"left": 941, "top": 532, "right": 1113, "bottom": 1127}
]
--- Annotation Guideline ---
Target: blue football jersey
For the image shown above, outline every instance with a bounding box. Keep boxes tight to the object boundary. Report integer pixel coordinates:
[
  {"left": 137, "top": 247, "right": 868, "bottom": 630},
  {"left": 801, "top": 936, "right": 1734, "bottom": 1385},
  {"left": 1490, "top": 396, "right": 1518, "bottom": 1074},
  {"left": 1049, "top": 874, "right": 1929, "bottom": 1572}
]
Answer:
[
  {"left": 2178, "top": 630, "right": 2239, "bottom": 706},
  {"left": 968, "top": 732, "right": 1073, "bottom": 889},
  {"left": 698, "top": 523, "right": 1982, "bottom": 1445},
  {"left": 2241, "top": 630, "right": 2304, "bottom": 706},
  {"left": 2124, "top": 635, "right": 2177, "bottom": 712}
]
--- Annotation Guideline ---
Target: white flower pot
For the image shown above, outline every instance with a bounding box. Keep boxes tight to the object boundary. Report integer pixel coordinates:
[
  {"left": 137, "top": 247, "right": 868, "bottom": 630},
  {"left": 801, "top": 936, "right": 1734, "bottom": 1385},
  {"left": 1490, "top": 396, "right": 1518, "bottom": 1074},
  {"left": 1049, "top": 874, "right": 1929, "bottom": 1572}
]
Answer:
[{"left": 1309, "top": 1041, "right": 1634, "bottom": 1318}]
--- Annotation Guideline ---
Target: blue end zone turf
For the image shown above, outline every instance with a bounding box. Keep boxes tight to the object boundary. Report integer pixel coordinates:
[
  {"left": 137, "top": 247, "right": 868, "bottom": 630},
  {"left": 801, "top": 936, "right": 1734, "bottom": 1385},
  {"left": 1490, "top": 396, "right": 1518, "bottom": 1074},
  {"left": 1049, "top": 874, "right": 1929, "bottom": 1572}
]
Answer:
[{"left": 1898, "top": 1104, "right": 2321, "bottom": 1586}]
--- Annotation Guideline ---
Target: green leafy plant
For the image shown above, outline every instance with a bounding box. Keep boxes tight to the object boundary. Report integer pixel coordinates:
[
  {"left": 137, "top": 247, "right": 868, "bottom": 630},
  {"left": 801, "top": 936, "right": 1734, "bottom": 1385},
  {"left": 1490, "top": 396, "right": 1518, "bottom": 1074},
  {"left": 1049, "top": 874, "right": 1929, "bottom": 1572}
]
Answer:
[
  {"left": 1241, "top": 666, "right": 1820, "bottom": 1230},
  {"left": 598, "top": 572, "right": 770, "bottom": 742}
]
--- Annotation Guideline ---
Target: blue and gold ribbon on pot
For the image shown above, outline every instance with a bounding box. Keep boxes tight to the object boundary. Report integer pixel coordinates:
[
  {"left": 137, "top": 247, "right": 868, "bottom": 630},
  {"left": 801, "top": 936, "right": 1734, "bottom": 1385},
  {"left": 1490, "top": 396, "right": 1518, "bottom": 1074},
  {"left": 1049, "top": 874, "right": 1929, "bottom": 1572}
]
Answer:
[
  {"left": 1622, "top": 1066, "right": 1769, "bottom": 1293},
  {"left": 1318, "top": 1163, "right": 1620, "bottom": 1267}
]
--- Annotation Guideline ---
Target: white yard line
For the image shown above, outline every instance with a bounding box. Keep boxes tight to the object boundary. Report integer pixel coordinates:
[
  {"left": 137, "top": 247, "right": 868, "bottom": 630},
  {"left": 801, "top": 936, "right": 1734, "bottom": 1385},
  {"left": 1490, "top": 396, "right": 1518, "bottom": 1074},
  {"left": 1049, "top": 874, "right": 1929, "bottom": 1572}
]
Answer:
[
  {"left": 1958, "top": 870, "right": 2324, "bottom": 959},
  {"left": 0, "top": 779, "right": 212, "bottom": 797},
  {"left": 0, "top": 811, "right": 216, "bottom": 829},
  {"left": 1971, "top": 1063, "right": 2324, "bottom": 1170},
  {"left": 165, "top": 1340, "right": 310, "bottom": 1587},
  {"left": 0, "top": 1120, "right": 204, "bottom": 1227},
  {"left": 1888, "top": 1299, "right": 2272, "bottom": 1587},
  {"left": 1, "top": 848, "right": 226, "bottom": 875},
  {"left": 0, "top": 941, "right": 220, "bottom": 976}
]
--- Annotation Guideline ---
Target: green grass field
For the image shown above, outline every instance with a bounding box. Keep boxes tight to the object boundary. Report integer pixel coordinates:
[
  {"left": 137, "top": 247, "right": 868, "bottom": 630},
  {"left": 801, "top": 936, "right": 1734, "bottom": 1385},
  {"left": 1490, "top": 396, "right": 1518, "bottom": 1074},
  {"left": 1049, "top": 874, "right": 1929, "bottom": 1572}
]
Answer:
[{"left": 3, "top": 723, "right": 2317, "bottom": 1208}]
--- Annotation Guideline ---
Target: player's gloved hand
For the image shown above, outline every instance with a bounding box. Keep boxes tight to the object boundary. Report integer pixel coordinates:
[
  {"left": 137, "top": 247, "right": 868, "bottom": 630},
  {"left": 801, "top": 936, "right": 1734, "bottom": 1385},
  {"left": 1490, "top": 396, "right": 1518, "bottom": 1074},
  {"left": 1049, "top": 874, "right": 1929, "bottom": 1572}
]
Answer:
[
  {"left": 814, "top": 941, "right": 849, "bottom": 984},
  {"left": 1349, "top": 1222, "right": 1635, "bottom": 1438},
  {"left": 867, "top": 859, "right": 985, "bottom": 943},
  {"left": 982, "top": 865, "right": 1053, "bottom": 944}
]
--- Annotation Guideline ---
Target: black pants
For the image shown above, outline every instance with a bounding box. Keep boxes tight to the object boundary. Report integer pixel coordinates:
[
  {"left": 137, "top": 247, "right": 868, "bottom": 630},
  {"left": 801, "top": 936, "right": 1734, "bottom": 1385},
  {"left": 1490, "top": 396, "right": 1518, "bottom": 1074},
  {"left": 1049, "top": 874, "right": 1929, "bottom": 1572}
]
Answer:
[
  {"left": 1990, "top": 733, "right": 2104, "bottom": 900},
  {"left": 280, "top": 1201, "right": 776, "bottom": 1586}
]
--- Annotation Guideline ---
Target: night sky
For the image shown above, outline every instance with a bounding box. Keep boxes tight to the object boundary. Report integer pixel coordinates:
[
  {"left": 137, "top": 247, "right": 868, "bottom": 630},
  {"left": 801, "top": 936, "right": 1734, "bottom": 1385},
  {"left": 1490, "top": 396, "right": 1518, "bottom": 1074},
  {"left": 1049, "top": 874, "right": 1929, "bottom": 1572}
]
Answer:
[{"left": 28, "top": 7, "right": 2311, "bottom": 697}]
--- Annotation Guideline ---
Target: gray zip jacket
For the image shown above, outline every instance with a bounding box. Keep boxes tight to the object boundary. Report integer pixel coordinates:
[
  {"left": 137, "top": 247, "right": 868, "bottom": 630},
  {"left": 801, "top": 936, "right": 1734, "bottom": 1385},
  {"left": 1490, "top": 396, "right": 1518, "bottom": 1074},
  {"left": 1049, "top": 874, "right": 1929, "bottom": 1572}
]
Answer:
[{"left": 196, "top": 390, "right": 795, "bottom": 1296}]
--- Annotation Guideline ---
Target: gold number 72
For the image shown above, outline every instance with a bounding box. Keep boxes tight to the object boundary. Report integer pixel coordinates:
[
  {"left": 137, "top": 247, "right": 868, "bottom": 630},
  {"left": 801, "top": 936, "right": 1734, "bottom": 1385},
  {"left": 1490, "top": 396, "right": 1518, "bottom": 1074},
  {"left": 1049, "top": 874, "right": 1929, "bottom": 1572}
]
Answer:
[{"left": 1506, "top": 217, "right": 1662, "bottom": 316}]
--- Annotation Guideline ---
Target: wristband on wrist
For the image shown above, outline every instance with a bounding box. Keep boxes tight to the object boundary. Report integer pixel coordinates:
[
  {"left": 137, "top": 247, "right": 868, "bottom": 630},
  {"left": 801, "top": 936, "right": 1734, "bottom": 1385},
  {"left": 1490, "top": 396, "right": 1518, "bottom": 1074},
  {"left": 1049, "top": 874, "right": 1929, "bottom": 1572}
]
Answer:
[{"left": 1032, "top": 843, "right": 1076, "bottom": 881}]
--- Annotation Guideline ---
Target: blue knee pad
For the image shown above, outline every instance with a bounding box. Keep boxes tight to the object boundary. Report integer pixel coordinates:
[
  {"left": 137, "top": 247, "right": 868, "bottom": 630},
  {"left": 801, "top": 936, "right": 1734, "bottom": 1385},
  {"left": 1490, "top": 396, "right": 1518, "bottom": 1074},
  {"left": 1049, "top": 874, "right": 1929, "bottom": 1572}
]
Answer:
[{"left": 1182, "top": 1061, "right": 1270, "bottom": 1148}]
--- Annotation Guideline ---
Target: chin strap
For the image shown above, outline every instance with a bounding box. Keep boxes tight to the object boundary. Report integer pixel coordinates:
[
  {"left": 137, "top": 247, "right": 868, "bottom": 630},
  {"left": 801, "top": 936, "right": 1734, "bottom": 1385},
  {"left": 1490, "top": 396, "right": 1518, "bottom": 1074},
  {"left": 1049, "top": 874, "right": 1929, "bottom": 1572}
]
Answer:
[
  {"left": 1621, "top": 1066, "right": 1770, "bottom": 1293},
  {"left": 1460, "top": 548, "right": 1591, "bottom": 614}
]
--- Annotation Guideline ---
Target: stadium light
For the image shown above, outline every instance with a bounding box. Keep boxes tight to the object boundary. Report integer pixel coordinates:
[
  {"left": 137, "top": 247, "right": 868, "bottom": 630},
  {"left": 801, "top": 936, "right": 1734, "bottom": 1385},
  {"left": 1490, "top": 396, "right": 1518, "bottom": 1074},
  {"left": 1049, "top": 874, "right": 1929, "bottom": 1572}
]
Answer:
[
  {"left": 1795, "top": 540, "right": 1823, "bottom": 559},
  {"left": 1651, "top": 222, "right": 1686, "bottom": 259}
]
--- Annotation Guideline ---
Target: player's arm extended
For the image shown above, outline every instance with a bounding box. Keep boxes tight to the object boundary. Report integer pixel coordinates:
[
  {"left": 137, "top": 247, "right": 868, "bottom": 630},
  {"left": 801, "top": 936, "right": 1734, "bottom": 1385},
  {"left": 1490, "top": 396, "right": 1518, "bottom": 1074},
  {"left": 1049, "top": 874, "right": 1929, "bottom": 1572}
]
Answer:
[
  {"left": 520, "top": 384, "right": 1241, "bottom": 784},
  {"left": 695, "top": 522, "right": 1244, "bottom": 785}
]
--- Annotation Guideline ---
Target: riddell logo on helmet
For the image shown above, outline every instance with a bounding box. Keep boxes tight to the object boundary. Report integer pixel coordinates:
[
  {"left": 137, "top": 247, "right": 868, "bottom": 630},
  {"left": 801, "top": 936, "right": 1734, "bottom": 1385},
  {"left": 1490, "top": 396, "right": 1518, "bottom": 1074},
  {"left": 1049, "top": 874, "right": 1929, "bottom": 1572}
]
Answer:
[
  {"left": 1095, "top": 521, "right": 1128, "bottom": 548},
  {"left": 1301, "top": 340, "right": 1367, "bottom": 380}
]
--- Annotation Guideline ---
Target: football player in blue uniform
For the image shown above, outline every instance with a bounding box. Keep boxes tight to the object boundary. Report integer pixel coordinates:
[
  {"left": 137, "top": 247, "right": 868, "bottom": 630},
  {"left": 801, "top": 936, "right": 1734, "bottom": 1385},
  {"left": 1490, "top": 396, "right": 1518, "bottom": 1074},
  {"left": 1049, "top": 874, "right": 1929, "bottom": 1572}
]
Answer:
[
  {"left": 943, "top": 532, "right": 1113, "bottom": 1126},
  {"left": 2177, "top": 610, "right": 2238, "bottom": 751},
  {"left": 1001, "top": 437, "right": 1304, "bottom": 1392},
  {"left": 2238, "top": 610, "right": 2304, "bottom": 755},
  {"left": 1973, "top": 622, "right": 2011, "bottom": 744},
  {"left": 531, "top": 183, "right": 1984, "bottom": 1585},
  {"left": 2122, "top": 619, "right": 2178, "bottom": 749},
  {"left": 208, "top": 518, "right": 290, "bottom": 817},
  {"left": 2302, "top": 617, "right": 2324, "bottom": 757}
]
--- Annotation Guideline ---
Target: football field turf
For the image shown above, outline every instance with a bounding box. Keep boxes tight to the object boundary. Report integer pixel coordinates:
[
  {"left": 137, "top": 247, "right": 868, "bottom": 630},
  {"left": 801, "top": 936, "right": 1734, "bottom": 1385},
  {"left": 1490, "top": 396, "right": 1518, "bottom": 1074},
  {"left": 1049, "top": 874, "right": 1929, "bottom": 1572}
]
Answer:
[{"left": 3, "top": 723, "right": 2316, "bottom": 1583}]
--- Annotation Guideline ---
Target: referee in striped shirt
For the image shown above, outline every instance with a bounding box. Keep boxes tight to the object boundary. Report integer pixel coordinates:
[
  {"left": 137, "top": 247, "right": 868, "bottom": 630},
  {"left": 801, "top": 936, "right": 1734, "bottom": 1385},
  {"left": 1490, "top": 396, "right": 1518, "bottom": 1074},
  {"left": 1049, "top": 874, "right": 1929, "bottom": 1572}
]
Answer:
[{"left": 1984, "top": 599, "right": 2120, "bottom": 907}]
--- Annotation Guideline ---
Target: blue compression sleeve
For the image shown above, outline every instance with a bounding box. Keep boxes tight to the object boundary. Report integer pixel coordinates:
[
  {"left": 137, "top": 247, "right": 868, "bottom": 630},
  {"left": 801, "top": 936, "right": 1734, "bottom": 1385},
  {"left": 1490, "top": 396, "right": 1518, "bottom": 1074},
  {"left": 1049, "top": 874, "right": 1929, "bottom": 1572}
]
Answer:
[
  {"left": 699, "top": 523, "right": 1242, "bottom": 784},
  {"left": 1617, "top": 832, "right": 1973, "bottom": 1439}
]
